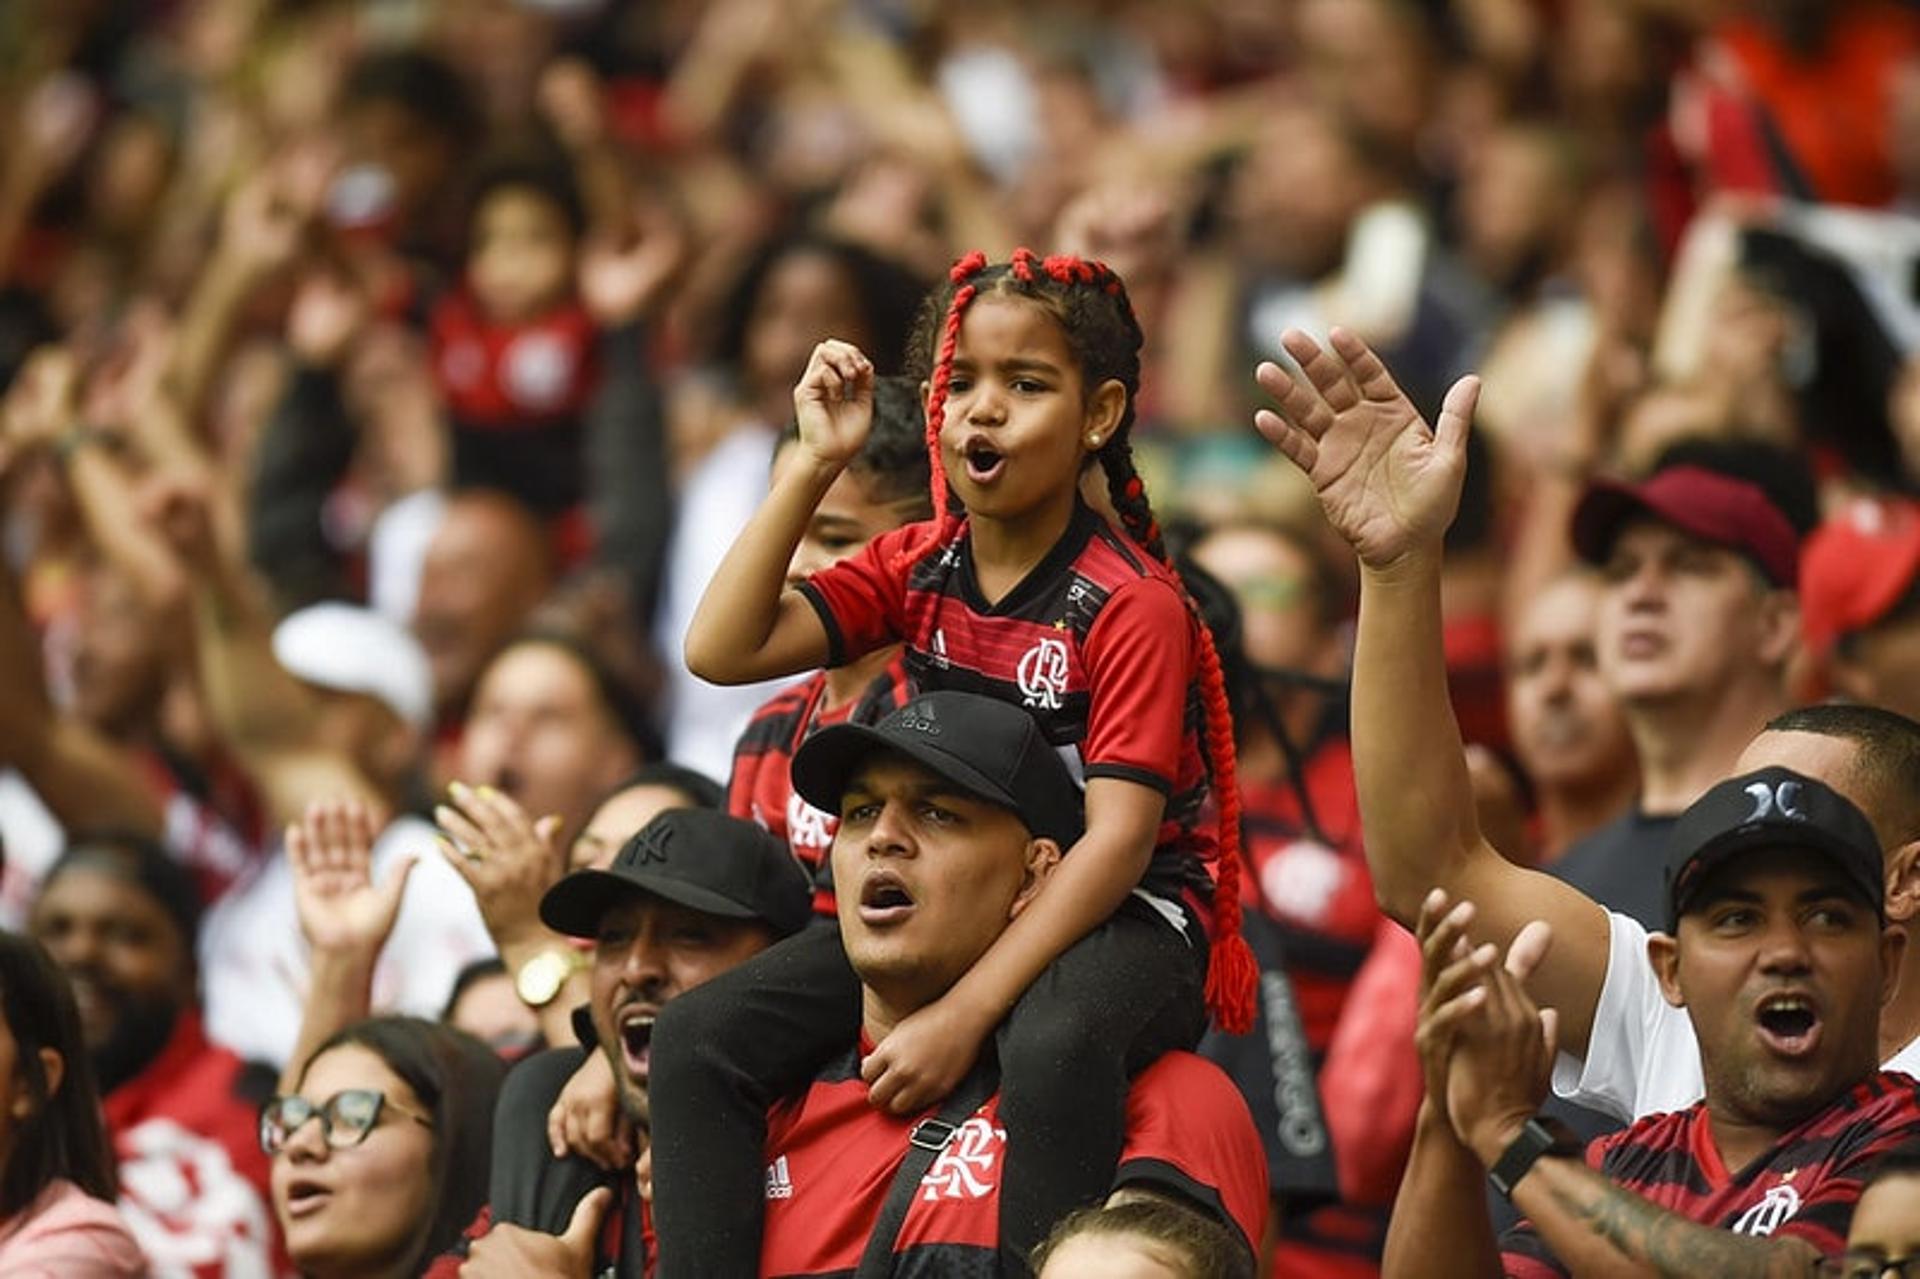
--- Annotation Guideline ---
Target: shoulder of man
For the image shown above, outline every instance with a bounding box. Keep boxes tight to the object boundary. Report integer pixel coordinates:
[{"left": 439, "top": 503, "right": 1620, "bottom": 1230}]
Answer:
[{"left": 1115, "top": 1051, "right": 1271, "bottom": 1258}]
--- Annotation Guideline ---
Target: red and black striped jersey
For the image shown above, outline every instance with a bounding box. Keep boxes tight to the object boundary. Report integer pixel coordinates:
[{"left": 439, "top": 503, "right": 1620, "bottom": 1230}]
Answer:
[
  {"left": 760, "top": 1049, "right": 1269, "bottom": 1277},
  {"left": 796, "top": 502, "right": 1215, "bottom": 921},
  {"left": 1501, "top": 1069, "right": 1920, "bottom": 1275},
  {"left": 727, "top": 656, "right": 913, "bottom": 917}
]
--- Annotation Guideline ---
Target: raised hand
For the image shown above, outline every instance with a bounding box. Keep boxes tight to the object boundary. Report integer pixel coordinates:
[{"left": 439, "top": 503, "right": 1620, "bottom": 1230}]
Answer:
[
  {"left": 577, "top": 210, "right": 687, "bottom": 328},
  {"left": 792, "top": 340, "right": 875, "bottom": 471},
  {"left": 287, "top": 270, "right": 369, "bottom": 369},
  {"left": 1412, "top": 888, "right": 1556, "bottom": 1157},
  {"left": 1253, "top": 328, "right": 1480, "bottom": 570},
  {"left": 288, "top": 797, "right": 414, "bottom": 958},
  {"left": 0, "top": 346, "right": 81, "bottom": 460},
  {"left": 435, "top": 781, "right": 566, "bottom": 951}
]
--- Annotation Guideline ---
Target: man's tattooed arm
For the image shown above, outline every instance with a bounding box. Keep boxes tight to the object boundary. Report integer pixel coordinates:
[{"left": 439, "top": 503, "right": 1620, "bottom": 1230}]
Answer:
[{"left": 1510, "top": 1155, "right": 1823, "bottom": 1279}]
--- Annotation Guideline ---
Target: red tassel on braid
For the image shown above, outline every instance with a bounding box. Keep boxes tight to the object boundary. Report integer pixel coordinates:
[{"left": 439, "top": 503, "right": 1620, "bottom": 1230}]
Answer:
[{"left": 1194, "top": 630, "right": 1256, "bottom": 1034}]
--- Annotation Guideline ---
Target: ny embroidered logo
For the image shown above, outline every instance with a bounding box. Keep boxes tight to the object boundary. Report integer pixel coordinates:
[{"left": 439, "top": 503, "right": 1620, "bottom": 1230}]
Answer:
[
  {"left": 1732, "top": 1182, "right": 1801, "bottom": 1236},
  {"left": 1744, "top": 780, "right": 1806, "bottom": 823},
  {"left": 919, "top": 1117, "right": 1005, "bottom": 1201},
  {"left": 765, "top": 1155, "right": 794, "bottom": 1200},
  {"left": 1016, "top": 638, "right": 1071, "bottom": 710}
]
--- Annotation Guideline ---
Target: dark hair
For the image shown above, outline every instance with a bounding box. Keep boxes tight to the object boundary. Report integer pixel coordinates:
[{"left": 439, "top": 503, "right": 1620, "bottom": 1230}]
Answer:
[
  {"left": 294, "top": 1017, "right": 506, "bottom": 1275},
  {"left": 1650, "top": 438, "right": 1819, "bottom": 538},
  {"left": 778, "top": 375, "right": 934, "bottom": 512},
  {"left": 341, "top": 50, "right": 476, "bottom": 143},
  {"left": 1031, "top": 1197, "right": 1253, "bottom": 1279},
  {"left": 42, "top": 830, "right": 202, "bottom": 955},
  {"left": 597, "top": 761, "right": 725, "bottom": 813},
  {"left": 712, "top": 234, "right": 927, "bottom": 376},
  {"left": 439, "top": 957, "right": 508, "bottom": 1022},
  {"left": 901, "top": 249, "right": 1257, "bottom": 1032},
  {"left": 0, "top": 932, "right": 117, "bottom": 1214},
  {"left": 1763, "top": 704, "right": 1920, "bottom": 848},
  {"left": 465, "top": 147, "right": 588, "bottom": 244}
]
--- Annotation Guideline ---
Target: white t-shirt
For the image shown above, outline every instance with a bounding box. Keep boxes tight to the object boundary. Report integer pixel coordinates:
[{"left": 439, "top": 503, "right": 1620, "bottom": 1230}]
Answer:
[
  {"left": 653, "top": 423, "right": 788, "bottom": 781},
  {"left": 199, "top": 813, "right": 495, "bottom": 1068},
  {"left": 1553, "top": 909, "right": 1920, "bottom": 1120}
]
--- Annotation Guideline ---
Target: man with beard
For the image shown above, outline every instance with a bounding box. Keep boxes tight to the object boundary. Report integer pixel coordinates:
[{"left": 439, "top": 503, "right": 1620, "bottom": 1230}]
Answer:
[
  {"left": 29, "top": 831, "right": 285, "bottom": 1277},
  {"left": 436, "top": 807, "right": 811, "bottom": 1277},
  {"left": 1384, "top": 769, "right": 1920, "bottom": 1275}
]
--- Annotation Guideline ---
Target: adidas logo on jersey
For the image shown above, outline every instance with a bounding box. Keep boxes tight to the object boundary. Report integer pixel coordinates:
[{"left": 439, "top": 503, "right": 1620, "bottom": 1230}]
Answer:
[{"left": 765, "top": 1155, "right": 794, "bottom": 1200}]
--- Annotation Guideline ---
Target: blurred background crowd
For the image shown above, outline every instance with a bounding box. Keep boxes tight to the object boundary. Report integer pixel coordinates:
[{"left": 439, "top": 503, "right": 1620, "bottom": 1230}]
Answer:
[{"left": 2, "top": 0, "right": 1920, "bottom": 1275}]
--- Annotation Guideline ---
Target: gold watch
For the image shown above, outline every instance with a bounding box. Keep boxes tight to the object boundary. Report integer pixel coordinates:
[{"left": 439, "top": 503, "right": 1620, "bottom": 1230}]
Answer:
[{"left": 514, "top": 948, "right": 585, "bottom": 1008}]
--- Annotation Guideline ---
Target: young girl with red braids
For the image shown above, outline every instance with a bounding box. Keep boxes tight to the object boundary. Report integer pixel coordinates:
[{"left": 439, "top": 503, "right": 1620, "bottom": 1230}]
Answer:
[{"left": 656, "top": 250, "right": 1255, "bottom": 1274}]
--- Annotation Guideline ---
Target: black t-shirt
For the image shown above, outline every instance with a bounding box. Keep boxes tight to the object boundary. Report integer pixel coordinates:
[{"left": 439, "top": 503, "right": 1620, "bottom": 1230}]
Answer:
[{"left": 1545, "top": 808, "right": 1681, "bottom": 932}]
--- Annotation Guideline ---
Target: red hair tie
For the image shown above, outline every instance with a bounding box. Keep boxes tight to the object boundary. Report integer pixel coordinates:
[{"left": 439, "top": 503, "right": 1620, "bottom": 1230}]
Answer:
[{"left": 949, "top": 250, "right": 987, "bottom": 284}]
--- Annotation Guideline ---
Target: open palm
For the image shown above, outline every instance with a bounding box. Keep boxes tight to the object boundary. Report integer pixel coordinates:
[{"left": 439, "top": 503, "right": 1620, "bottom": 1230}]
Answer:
[
  {"left": 1252, "top": 328, "right": 1479, "bottom": 569},
  {"left": 288, "top": 798, "right": 412, "bottom": 957}
]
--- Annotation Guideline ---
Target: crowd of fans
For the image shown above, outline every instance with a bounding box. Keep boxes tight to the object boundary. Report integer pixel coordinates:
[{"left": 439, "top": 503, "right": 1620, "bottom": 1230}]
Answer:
[{"left": 3, "top": 0, "right": 1920, "bottom": 1275}]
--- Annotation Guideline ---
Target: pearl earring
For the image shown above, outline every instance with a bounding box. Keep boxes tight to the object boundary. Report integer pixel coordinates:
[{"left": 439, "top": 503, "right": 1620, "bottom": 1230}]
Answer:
[{"left": 1088, "top": 435, "right": 1103, "bottom": 446}]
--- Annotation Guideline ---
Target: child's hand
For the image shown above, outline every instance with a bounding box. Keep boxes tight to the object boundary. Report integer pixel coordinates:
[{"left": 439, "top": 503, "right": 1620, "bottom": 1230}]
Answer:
[
  {"left": 546, "top": 1049, "right": 636, "bottom": 1171},
  {"left": 1253, "top": 327, "right": 1480, "bottom": 571},
  {"left": 860, "top": 994, "right": 993, "bottom": 1115},
  {"left": 793, "top": 340, "right": 875, "bottom": 471}
]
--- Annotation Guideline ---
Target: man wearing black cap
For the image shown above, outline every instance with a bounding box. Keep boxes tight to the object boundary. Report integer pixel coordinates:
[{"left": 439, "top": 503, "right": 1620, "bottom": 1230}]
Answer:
[
  {"left": 742, "top": 691, "right": 1267, "bottom": 1277},
  {"left": 1382, "top": 766, "right": 1920, "bottom": 1276},
  {"left": 442, "top": 808, "right": 811, "bottom": 1279}
]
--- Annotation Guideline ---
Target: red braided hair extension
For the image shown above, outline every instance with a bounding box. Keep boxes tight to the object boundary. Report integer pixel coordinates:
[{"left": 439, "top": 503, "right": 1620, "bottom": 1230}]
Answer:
[
  {"left": 1060, "top": 253, "right": 1255, "bottom": 1032},
  {"left": 888, "top": 251, "right": 984, "bottom": 578}
]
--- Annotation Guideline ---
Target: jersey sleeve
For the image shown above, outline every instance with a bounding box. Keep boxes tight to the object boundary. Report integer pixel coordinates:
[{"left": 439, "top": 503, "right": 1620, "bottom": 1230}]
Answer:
[
  {"left": 1551, "top": 911, "right": 1702, "bottom": 1122},
  {"left": 793, "top": 524, "right": 919, "bottom": 668},
  {"left": 1080, "top": 576, "right": 1194, "bottom": 795},
  {"left": 1113, "top": 1052, "right": 1270, "bottom": 1258}
]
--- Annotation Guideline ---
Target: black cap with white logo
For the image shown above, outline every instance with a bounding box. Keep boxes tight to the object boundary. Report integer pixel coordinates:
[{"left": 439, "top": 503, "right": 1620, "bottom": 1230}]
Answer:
[
  {"left": 1664, "top": 766, "right": 1884, "bottom": 931},
  {"left": 790, "top": 690, "right": 1085, "bottom": 848},
  {"left": 540, "top": 808, "right": 812, "bottom": 940}
]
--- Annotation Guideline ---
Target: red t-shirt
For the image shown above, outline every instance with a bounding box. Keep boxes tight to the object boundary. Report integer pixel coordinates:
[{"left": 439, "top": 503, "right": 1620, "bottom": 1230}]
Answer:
[
  {"left": 429, "top": 289, "right": 599, "bottom": 428},
  {"left": 102, "top": 1012, "right": 289, "bottom": 1278},
  {"left": 1502, "top": 1070, "right": 1920, "bottom": 1275},
  {"left": 796, "top": 503, "right": 1215, "bottom": 923},
  {"left": 727, "top": 657, "right": 913, "bottom": 917},
  {"left": 761, "top": 1049, "right": 1268, "bottom": 1275}
]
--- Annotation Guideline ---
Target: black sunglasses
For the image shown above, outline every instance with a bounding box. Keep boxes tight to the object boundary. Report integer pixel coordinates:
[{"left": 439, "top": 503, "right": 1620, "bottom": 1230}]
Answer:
[{"left": 259, "top": 1088, "right": 432, "bottom": 1156}]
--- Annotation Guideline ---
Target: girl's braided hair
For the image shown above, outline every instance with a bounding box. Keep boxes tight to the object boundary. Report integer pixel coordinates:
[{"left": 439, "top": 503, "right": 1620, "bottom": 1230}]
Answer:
[{"left": 900, "top": 248, "right": 1256, "bottom": 1033}]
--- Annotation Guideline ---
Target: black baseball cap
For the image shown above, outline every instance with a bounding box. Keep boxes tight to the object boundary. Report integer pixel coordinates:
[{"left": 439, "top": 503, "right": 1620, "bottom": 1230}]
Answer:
[
  {"left": 540, "top": 808, "right": 812, "bottom": 940},
  {"left": 790, "top": 691, "right": 1084, "bottom": 847},
  {"left": 1665, "top": 766, "right": 1884, "bottom": 931}
]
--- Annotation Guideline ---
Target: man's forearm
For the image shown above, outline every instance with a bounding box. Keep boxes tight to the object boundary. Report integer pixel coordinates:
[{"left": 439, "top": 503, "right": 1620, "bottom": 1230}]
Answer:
[
  {"left": 1382, "top": 1103, "right": 1502, "bottom": 1279},
  {"left": 1510, "top": 1154, "right": 1821, "bottom": 1279},
  {"left": 1351, "top": 548, "right": 1482, "bottom": 922}
]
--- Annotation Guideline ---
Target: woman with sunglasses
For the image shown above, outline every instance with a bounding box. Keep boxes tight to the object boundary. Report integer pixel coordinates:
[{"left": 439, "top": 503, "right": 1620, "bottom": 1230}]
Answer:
[
  {"left": 264, "top": 1016, "right": 505, "bottom": 1277},
  {"left": 0, "top": 932, "right": 144, "bottom": 1276}
]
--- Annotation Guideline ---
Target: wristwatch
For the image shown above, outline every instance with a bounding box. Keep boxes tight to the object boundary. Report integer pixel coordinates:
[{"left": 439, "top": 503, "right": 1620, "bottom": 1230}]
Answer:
[
  {"left": 514, "top": 947, "right": 586, "bottom": 1008},
  {"left": 1488, "top": 1116, "right": 1583, "bottom": 1200}
]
